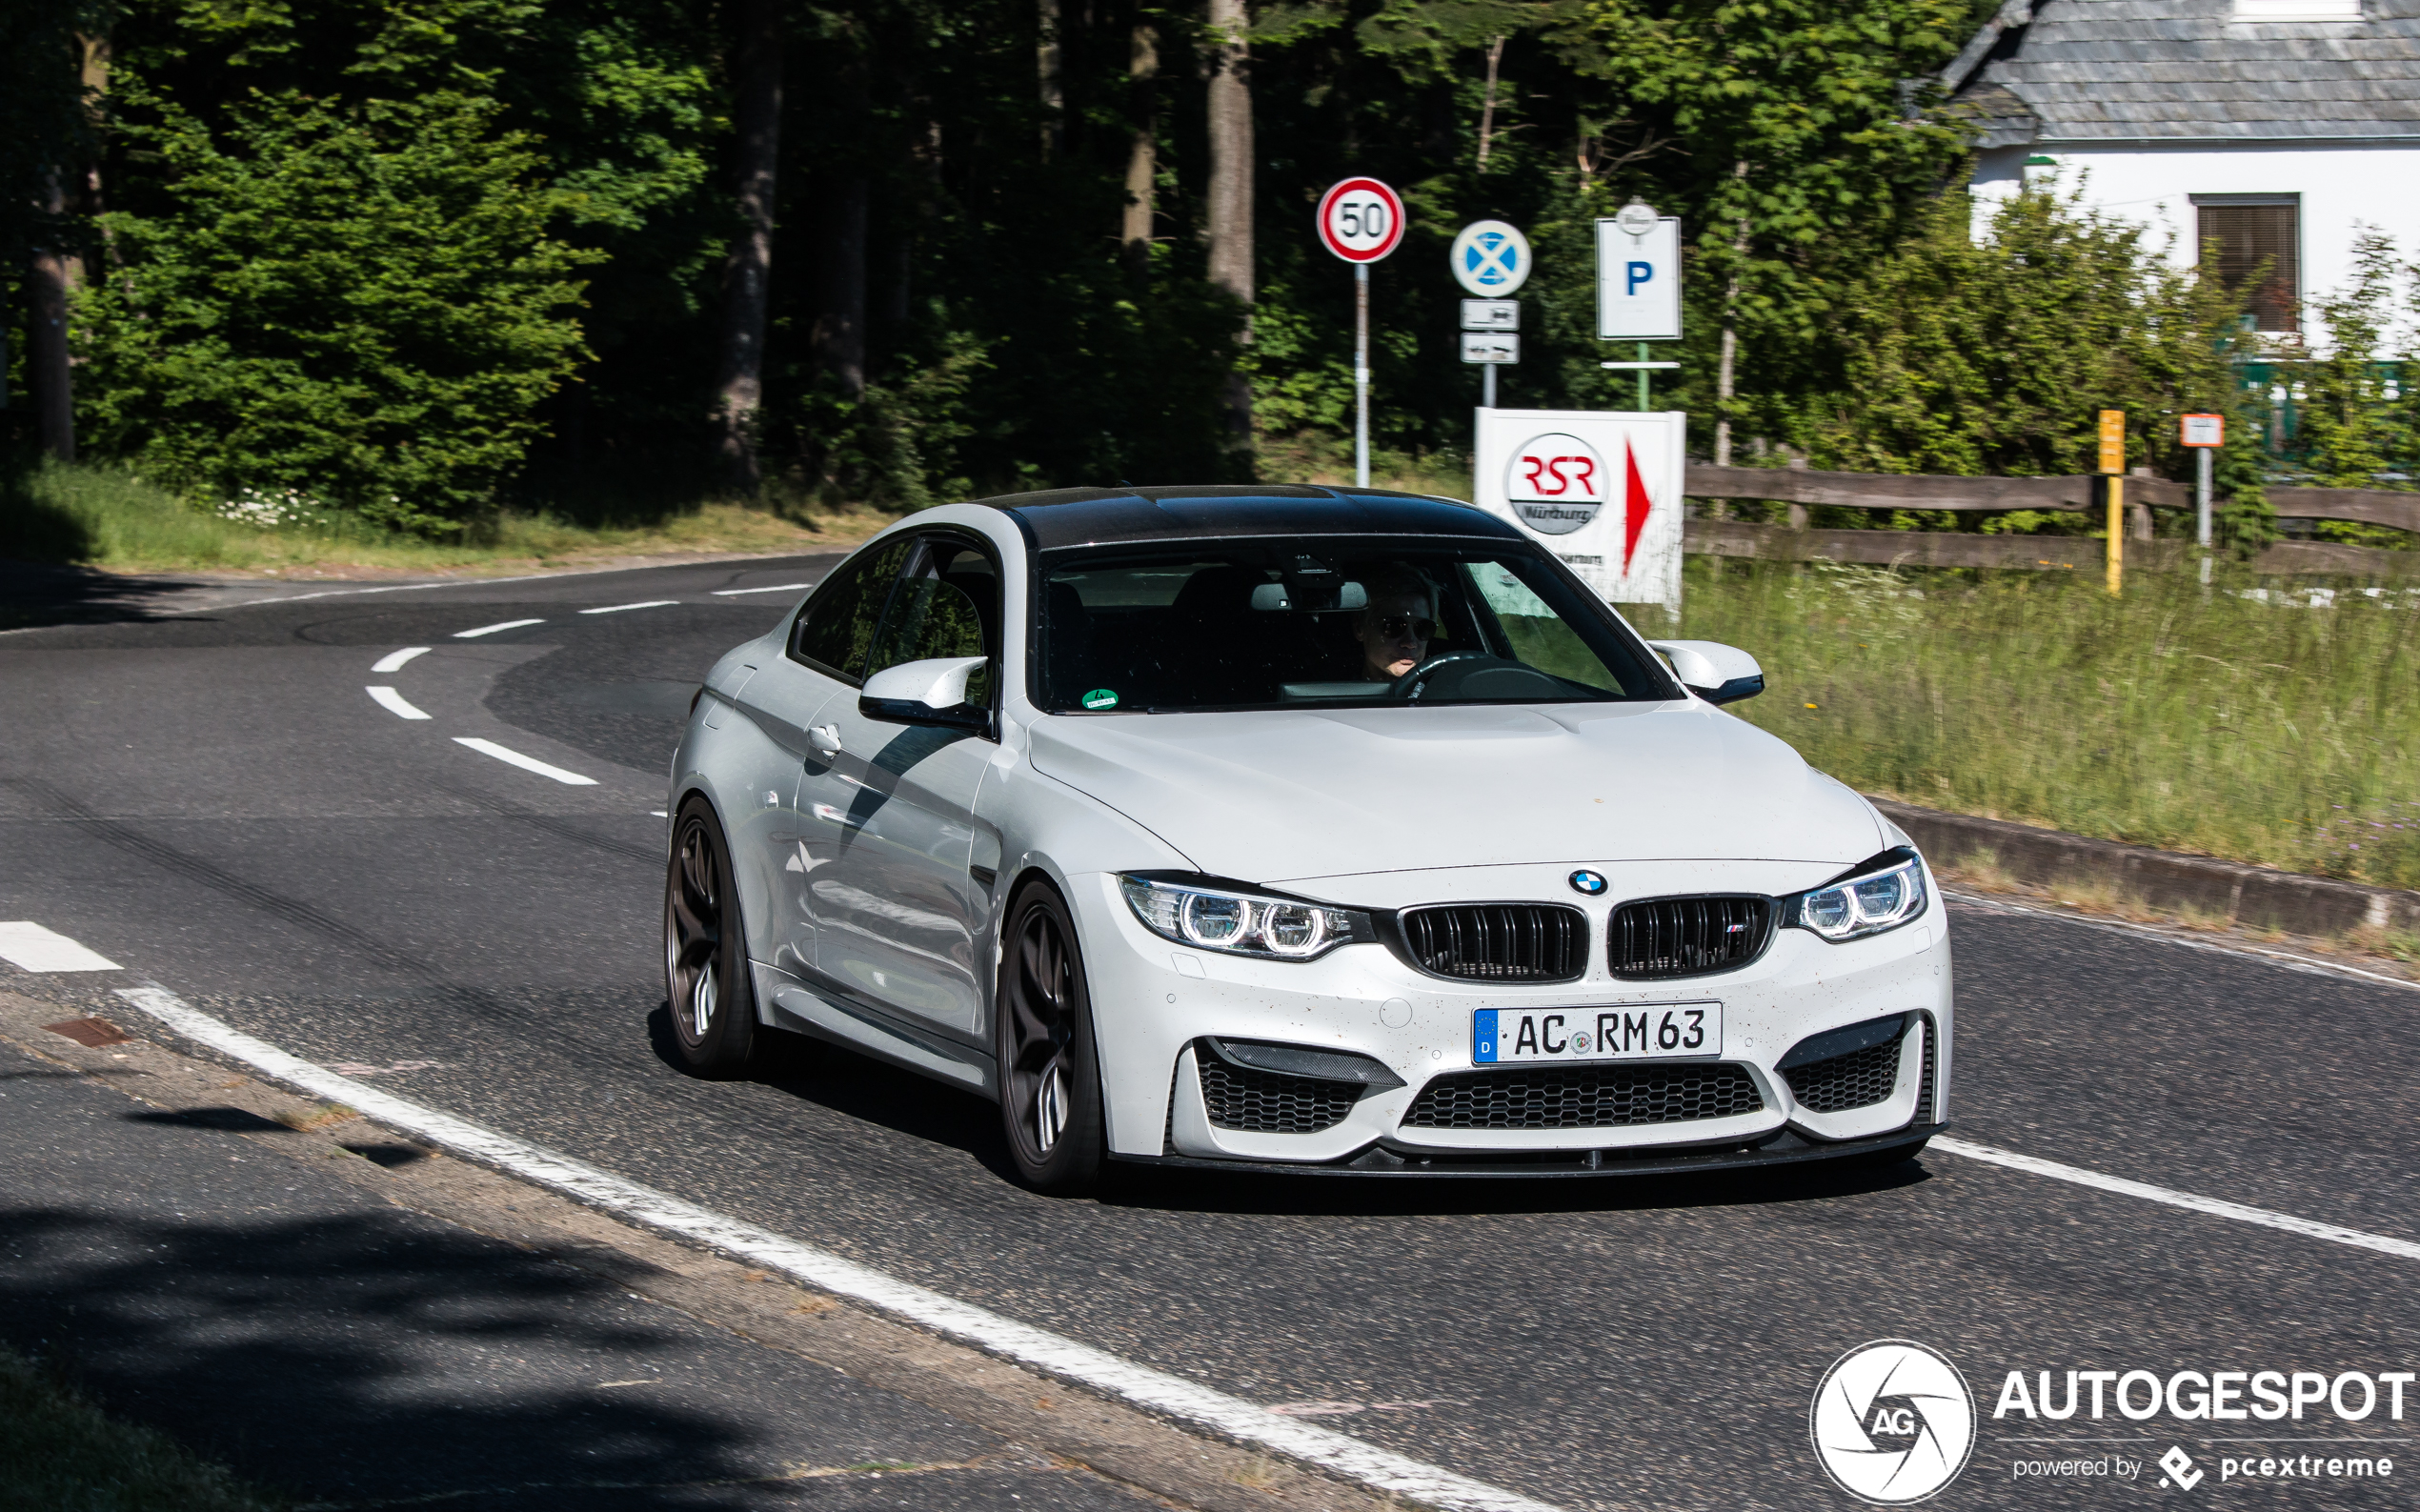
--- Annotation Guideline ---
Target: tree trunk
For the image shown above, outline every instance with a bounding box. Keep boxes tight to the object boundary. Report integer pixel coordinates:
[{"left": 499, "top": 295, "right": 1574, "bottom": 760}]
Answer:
[
  {"left": 1204, "top": 0, "right": 1254, "bottom": 445},
  {"left": 810, "top": 174, "right": 869, "bottom": 399},
  {"left": 29, "top": 169, "right": 74, "bottom": 462},
  {"left": 1038, "top": 0, "right": 1064, "bottom": 159},
  {"left": 712, "top": 0, "right": 783, "bottom": 491},
  {"left": 1475, "top": 35, "right": 1504, "bottom": 171},
  {"left": 1713, "top": 161, "right": 1748, "bottom": 470},
  {"left": 1121, "top": 23, "right": 1158, "bottom": 262}
]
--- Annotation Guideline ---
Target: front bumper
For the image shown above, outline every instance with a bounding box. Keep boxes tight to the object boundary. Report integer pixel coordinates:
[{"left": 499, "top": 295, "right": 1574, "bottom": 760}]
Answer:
[
  {"left": 1073, "top": 860, "right": 1954, "bottom": 1167},
  {"left": 1111, "top": 1121, "right": 1946, "bottom": 1179}
]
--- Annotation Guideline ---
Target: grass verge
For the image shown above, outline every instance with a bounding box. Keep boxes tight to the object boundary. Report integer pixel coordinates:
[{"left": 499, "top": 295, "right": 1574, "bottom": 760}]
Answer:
[
  {"left": 1678, "top": 556, "right": 2420, "bottom": 890},
  {"left": 0, "top": 458, "right": 903, "bottom": 577},
  {"left": 0, "top": 1341, "right": 284, "bottom": 1511}
]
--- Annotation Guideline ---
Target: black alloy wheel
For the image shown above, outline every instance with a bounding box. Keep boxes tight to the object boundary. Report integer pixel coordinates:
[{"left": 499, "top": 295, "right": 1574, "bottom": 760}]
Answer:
[
  {"left": 996, "top": 879, "right": 1105, "bottom": 1193},
  {"left": 664, "top": 798, "right": 757, "bottom": 1075}
]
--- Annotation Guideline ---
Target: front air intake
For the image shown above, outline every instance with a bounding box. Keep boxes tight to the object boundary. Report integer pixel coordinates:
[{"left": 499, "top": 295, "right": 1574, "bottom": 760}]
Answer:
[
  {"left": 1402, "top": 1063, "right": 1765, "bottom": 1130},
  {"left": 1608, "top": 895, "right": 1773, "bottom": 979},
  {"left": 1399, "top": 903, "right": 1585, "bottom": 983}
]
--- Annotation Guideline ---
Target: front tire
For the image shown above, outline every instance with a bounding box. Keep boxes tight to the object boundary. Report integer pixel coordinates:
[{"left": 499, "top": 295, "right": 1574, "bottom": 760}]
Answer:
[
  {"left": 996, "top": 879, "right": 1105, "bottom": 1194},
  {"left": 664, "top": 798, "right": 757, "bottom": 1076}
]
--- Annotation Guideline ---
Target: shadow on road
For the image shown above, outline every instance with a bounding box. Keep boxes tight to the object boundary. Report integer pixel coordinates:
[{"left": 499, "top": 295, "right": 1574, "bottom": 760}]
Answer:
[{"left": 0, "top": 1201, "right": 777, "bottom": 1507}]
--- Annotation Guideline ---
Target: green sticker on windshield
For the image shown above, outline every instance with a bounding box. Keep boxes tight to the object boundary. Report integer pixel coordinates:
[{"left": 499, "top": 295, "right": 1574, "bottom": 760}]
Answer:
[{"left": 1082, "top": 688, "right": 1119, "bottom": 711}]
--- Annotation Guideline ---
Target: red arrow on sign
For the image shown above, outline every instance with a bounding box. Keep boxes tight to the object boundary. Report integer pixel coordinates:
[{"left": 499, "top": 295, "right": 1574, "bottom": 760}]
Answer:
[{"left": 1623, "top": 438, "right": 1653, "bottom": 572}]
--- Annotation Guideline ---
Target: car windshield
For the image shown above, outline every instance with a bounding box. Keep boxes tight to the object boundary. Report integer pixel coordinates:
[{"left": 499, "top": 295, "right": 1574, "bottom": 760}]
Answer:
[{"left": 1035, "top": 539, "right": 1677, "bottom": 713}]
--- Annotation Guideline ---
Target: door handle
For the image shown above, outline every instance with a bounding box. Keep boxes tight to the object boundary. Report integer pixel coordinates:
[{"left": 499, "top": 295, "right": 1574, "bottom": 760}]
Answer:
[{"left": 808, "top": 724, "right": 843, "bottom": 756}]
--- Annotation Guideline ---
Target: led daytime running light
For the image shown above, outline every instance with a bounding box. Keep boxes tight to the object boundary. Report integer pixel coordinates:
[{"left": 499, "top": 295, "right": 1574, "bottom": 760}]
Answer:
[
  {"left": 1119, "top": 876, "right": 1361, "bottom": 961},
  {"left": 1787, "top": 853, "right": 1928, "bottom": 943}
]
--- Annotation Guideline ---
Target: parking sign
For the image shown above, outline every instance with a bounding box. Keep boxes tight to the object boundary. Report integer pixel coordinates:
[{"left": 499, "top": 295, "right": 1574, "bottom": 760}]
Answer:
[{"left": 1596, "top": 213, "right": 1681, "bottom": 341}]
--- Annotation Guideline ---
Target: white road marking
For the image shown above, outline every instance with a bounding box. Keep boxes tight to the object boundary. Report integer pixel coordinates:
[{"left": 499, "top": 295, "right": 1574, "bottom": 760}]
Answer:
[
  {"left": 111, "top": 986, "right": 1563, "bottom": 1512},
  {"left": 579, "top": 600, "right": 679, "bottom": 615},
  {"left": 712, "top": 582, "right": 811, "bottom": 595},
  {"left": 371, "top": 646, "right": 431, "bottom": 674},
  {"left": 1933, "top": 1137, "right": 2420, "bottom": 1261},
  {"left": 1946, "top": 892, "right": 2417, "bottom": 994},
  {"left": 0, "top": 922, "right": 122, "bottom": 973},
  {"left": 452, "top": 737, "right": 598, "bottom": 786},
  {"left": 454, "top": 618, "right": 545, "bottom": 639},
  {"left": 365, "top": 686, "right": 432, "bottom": 720}
]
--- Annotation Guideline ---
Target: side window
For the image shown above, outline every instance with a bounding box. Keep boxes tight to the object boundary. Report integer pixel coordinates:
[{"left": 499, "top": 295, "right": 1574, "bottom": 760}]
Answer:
[
  {"left": 864, "top": 536, "right": 1001, "bottom": 706},
  {"left": 791, "top": 538, "right": 913, "bottom": 682}
]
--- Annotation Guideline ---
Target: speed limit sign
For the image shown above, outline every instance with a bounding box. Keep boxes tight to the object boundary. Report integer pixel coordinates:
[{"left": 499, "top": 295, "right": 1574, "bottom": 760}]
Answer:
[{"left": 1316, "top": 177, "right": 1405, "bottom": 263}]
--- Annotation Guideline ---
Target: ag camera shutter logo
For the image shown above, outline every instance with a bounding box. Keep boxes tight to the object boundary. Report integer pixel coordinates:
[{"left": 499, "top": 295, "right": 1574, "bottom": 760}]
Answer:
[{"left": 1811, "top": 1341, "right": 1977, "bottom": 1503}]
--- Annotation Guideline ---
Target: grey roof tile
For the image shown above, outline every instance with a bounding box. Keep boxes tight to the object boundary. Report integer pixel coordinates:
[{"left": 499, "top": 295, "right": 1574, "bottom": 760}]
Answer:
[{"left": 1946, "top": 0, "right": 2420, "bottom": 138}]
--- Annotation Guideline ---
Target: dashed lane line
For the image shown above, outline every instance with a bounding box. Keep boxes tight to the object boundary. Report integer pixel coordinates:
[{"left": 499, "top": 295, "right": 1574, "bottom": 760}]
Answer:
[
  {"left": 366, "top": 686, "right": 432, "bottom": 721},
  {"left": 452, "top": 737, "right": 598, "bottom": 787},
  {"left": 712, "top": 583, "right": 811, "bottom": 595},
  {"left": 108, "top": 986, "right": 1565, "bottom": 1512},
  {"left": 1933, "top": 1137, "right": 2420, "bottom": 1261},
  {"left": 371, "top": 646, "right": 432, "bottom": 674},
  {"left": 579, "top": 600, "right": 680, "bottom": 615},
  {"left": 454, "top": 618, "right": 546, "bottom": 639},
  {"left": 0, "top": 922, "right": 121, "bottom": 973}
]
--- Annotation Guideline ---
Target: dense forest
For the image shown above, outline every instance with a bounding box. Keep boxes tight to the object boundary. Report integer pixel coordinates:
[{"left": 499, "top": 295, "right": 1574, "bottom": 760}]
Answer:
[{"left": 3, "top": 0, "right": 2370, "bottom": 540}]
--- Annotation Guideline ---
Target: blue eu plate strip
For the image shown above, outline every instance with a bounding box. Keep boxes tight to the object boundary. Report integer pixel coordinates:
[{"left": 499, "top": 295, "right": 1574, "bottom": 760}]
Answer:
[{"left": 1471, "top": 1008, "right": 1498, "bottom": 1064}]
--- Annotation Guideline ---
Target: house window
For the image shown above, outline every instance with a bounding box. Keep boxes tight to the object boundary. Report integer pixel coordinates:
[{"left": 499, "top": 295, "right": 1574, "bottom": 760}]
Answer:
[{"left": 2194, "top": 196, "right": 2299, "bottom": 333}]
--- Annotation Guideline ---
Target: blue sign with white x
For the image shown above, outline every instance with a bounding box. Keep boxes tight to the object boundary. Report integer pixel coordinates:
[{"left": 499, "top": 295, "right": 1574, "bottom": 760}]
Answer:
[{"left": 1450, "top": 220, "right": 1532, "bottom": 297}]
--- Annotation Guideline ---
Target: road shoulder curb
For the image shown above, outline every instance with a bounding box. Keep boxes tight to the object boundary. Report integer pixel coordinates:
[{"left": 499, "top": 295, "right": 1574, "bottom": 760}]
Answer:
[{"left": 1873, "top": 796, "right": 2420, "bottom": 939}]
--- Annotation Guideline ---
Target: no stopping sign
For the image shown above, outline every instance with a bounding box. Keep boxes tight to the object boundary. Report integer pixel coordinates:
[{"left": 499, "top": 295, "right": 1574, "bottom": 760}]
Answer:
[{"left": 1317, "top": 178, "right": 1406, "bottom": 263}]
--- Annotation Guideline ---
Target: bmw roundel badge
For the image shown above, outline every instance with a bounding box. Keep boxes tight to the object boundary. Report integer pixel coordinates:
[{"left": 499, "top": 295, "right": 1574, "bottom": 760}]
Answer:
[{"left": 1568, "top": 869, "right": 1608, "bottom": 896}]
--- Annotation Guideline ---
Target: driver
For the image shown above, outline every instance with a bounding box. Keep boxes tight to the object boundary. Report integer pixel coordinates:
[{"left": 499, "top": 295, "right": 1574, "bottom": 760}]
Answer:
[{"left": 1350, "top": 566, "right": 1436, "bottom": 684}]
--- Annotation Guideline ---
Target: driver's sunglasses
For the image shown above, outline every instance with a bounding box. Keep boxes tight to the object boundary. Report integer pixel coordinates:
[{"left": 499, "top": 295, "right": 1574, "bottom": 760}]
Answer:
[{"left": 1375, "top": 615, "right": 1437, "bottom": 640}]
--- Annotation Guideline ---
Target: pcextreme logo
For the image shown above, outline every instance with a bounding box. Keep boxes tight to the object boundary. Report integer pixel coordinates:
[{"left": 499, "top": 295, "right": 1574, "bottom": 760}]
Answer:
[{"left": 1811, "top": 1341, "right": 1979, "bottom": 1503}]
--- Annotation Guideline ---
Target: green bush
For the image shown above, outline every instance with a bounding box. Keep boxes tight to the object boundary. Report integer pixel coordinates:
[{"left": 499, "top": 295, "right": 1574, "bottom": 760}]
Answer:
[{"left": 75, "top": 89, "right": 596, "bottom": 535}]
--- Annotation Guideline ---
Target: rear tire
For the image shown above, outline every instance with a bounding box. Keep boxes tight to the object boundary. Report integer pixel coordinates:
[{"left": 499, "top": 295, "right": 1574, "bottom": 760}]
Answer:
[
  {"left": 664, "top": 798, "right": 757, "bottom": 1076},
  {"left": 996, "top": 879, "right": 1106, "bottom": 1195}
]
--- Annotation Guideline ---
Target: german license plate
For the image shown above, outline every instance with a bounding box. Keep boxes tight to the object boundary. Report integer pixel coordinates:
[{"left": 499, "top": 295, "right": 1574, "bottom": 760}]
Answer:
[{"left": 1472, "top": 1003, "right": 1722, "bottom": 1064}]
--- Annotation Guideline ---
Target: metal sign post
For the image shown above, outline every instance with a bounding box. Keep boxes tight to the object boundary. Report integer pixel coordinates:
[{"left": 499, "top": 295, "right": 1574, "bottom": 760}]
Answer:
[
  {"left": 2181, "top": 412, "right": 2225, "bottom": 585},
  {"left": 1596, "top": 200, "right": 1681, "bottom": 410},
  {"left": 1451, "top": 221, "right": 1530, "bottom": 413},
  {"left": 2099, "top": 410, "right": 2127, "bottom": 595},
  {"left": 1317, "top": 177, "right": 1407, "bottom": 487}
]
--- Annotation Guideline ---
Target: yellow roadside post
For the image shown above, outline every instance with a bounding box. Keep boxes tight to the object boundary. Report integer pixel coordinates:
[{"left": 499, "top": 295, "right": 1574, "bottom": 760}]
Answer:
[{"left": 2098, "top": 410, "right": 2126, "bottom": 595}]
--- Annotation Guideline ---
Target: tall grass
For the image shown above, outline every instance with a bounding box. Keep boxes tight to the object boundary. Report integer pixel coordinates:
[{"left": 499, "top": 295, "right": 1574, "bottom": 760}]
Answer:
[
  {"left": 0, "top": 457, "right": 895, "bottom": 574},
  {"left": 1680, "top": 559, "right": 2420, "bottom": 889}
]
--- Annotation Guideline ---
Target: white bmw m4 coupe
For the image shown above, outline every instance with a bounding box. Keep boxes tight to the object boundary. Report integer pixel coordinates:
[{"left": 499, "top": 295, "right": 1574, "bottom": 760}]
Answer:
[{"left": 665, "top": 486, "right": 1950, "bottom": 1192}]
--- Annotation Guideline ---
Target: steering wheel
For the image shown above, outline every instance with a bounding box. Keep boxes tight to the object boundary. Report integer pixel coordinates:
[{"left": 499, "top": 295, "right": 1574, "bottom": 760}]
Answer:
[{"left": 1387, "top": 653, "right": 1491, "bottom": 701}]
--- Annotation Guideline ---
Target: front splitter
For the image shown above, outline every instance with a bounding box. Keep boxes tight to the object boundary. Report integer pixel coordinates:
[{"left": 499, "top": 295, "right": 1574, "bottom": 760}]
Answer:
[{"left": 1110, "top": 1122, "right": 1945, "bottom": 1179}]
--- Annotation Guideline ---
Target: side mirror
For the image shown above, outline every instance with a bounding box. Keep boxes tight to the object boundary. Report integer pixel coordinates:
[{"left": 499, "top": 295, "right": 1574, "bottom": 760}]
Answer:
[
  {"left": 1646, "top": 639, "right": 1765, "bottom": 706},
  {"left": 860, "top": 655, "right": 992, "bottom": 732}
]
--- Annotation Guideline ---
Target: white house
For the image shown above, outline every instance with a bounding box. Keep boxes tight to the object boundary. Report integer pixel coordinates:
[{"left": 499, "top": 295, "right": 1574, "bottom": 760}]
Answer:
[{"left": 1947, "top": 0, "right": 2420, "bottom": 333}]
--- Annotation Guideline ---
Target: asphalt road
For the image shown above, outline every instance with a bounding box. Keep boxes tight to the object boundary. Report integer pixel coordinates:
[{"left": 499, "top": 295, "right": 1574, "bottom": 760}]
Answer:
[{"left": 2, "top": 555, "right": 2413, "bottom": 1511}]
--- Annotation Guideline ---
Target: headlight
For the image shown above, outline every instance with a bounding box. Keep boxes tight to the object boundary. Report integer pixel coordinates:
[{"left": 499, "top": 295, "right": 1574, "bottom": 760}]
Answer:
[
  {"left": 1119, "top": 874, "right": 1375, "bottom": 961},
  {"left": 1782, "top": 849, "right": 1928, "bottom": 942}
]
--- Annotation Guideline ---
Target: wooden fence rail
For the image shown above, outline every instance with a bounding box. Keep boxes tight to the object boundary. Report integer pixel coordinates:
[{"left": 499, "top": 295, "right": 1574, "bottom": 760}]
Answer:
[
  {"left": 1683, "top": 465, "right": 2420, "bottom": 534},
  {"left": 1680, "top": 465, "right": 2419, "bottom": 575}
]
